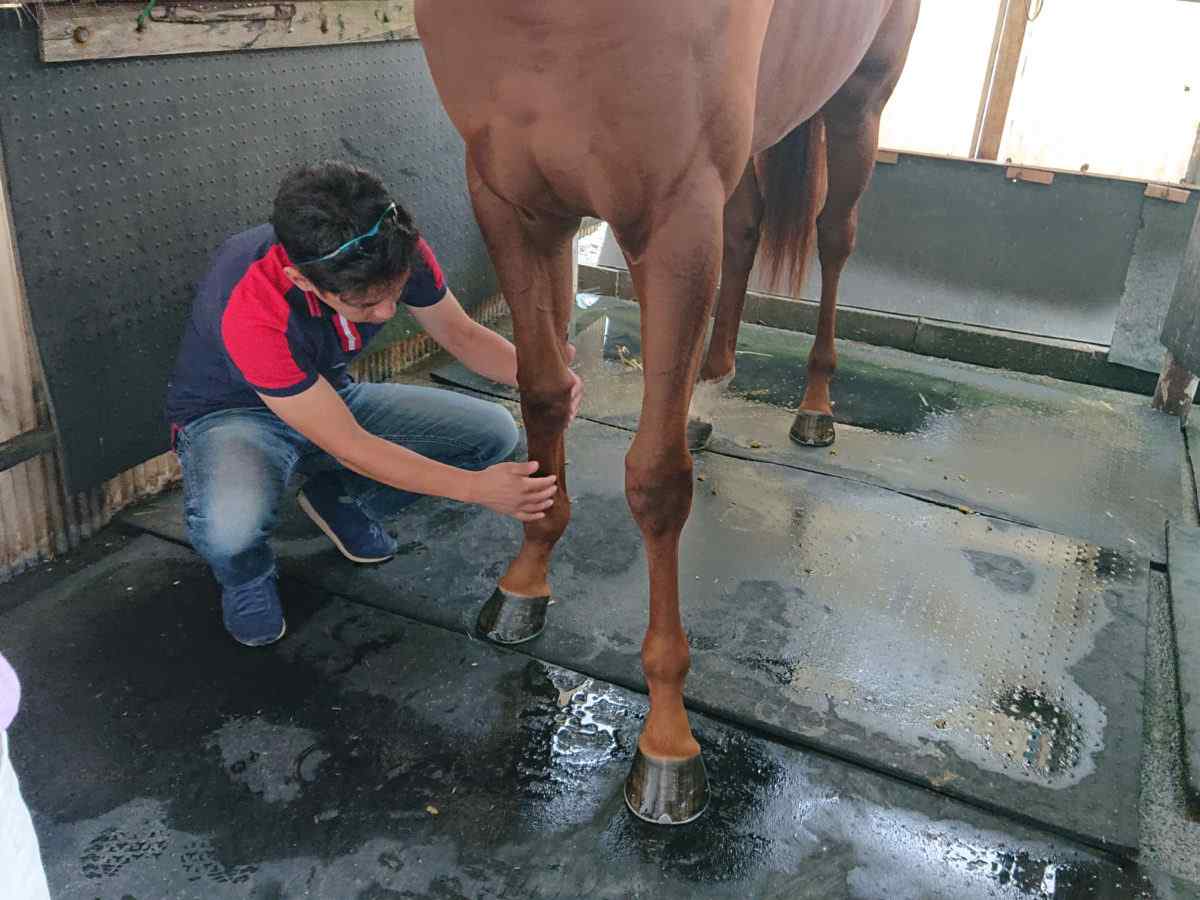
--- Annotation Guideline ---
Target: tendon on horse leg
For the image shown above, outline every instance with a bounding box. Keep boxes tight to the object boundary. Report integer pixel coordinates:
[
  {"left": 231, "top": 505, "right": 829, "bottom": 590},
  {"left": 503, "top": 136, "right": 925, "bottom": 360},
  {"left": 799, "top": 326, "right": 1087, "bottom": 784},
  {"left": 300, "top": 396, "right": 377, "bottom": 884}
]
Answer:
[{"left": 416, "top": 0, "right": 920, "bottom": 824}]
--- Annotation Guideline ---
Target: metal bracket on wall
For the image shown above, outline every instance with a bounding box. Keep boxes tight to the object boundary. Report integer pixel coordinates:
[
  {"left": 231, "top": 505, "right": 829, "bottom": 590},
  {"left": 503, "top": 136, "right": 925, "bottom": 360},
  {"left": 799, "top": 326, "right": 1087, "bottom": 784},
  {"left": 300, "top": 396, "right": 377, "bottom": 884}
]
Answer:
[
  {"left": 1005, "top": 166, "right": 1055, "bottom": 186},
  {"left": 1145, "top": 183, "right": 1192, "bottom": 204},
  {"left": 0, "top": 427, "right": 57, "bottom": 474},
  {"left": 37, "top": 1, "right": 418, "bottom": 64}
]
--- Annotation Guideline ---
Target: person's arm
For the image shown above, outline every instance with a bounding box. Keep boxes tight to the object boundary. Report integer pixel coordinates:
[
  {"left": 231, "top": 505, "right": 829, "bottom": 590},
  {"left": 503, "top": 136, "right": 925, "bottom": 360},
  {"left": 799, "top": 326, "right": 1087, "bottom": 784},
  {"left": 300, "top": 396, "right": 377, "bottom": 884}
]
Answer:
[
  {"left": 258, "top": 378, "right": 557, "bottom": 522},
  {"left": 218, "top": 275, "right": 553, "bottom": 520},
  {"left": 411, "top": 289, "right": 583, "bottom": 420},
  {"left": 411, "top": 289, "right": 518, "bottom": 385}
]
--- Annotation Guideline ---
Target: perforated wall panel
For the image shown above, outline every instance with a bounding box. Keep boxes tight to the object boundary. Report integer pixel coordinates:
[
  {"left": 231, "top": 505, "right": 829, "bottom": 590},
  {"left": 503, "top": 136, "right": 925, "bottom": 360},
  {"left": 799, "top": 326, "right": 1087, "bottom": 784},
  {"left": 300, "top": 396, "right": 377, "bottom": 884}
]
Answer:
[{"left": 0, "top": 22, "right": 494, "bottom": 491}]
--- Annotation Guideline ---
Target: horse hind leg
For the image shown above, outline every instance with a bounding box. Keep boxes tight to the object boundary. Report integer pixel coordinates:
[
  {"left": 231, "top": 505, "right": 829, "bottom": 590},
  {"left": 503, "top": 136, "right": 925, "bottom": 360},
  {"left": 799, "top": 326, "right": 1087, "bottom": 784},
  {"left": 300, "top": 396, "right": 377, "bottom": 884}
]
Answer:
[
  {"left": 792, "top": 3, "right": 918, "bottom": 447},
  {"left": 690, "top": 163, "right": 765, "bottom": 451},
  {"left": 788, "top": 107, "right": 876, "bottom": 447}
]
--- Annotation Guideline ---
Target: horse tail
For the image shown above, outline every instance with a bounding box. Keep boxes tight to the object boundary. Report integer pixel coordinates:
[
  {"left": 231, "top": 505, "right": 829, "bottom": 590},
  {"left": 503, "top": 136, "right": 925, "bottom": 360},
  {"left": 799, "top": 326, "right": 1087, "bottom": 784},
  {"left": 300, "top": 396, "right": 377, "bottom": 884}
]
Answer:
[{"left": 758, "top": 113, "right": 826, "bottom": 298}]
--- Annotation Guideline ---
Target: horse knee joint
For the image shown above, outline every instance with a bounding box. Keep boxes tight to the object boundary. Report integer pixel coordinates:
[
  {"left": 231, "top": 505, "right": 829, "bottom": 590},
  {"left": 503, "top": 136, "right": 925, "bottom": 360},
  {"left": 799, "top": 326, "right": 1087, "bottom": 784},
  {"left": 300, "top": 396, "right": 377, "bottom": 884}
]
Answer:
[
  {"left": 626, "top": 457, "right": 693, "bottom": 539},
  {"left": 520, "top": 382, "right": 573, "bottom": 438}
]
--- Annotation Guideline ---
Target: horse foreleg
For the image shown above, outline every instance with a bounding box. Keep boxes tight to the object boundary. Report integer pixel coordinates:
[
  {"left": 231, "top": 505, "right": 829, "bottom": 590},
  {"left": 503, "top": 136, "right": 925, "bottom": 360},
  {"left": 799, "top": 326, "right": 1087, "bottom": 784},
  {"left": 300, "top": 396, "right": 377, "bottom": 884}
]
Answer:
[
  {"left": 468, "top": 162, "right": 579, "bottom": 644},
  {"left": 689, "top": 163, "right": 764, "bottom": 450},
  {"left": 616, "top": 179, "right": 725, "bottom": 824}
]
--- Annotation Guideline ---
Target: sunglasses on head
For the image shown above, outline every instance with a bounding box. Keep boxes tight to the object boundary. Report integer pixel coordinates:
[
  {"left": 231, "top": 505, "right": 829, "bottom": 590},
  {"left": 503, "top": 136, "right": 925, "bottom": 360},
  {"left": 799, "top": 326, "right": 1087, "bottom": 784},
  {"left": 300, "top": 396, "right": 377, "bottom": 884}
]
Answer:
[{"left": 296, "top": 202, "right": 399, "bottom": 266}]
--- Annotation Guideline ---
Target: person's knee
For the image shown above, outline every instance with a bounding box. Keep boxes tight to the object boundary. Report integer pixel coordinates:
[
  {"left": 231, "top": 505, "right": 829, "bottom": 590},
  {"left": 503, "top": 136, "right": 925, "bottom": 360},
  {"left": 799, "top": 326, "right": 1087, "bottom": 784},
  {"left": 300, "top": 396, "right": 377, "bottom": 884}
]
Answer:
[
  {"left": 186, "top": 482, "right": 273, "bottom": 562},
  {"left": 474, "top": 402, "right": 520, "bottom": 468}
]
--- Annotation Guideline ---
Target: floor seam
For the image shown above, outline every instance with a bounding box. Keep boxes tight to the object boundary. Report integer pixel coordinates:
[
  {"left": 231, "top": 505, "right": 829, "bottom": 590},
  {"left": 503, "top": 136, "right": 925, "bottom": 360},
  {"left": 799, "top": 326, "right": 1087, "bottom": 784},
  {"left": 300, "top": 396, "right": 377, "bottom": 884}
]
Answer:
[
  {"left": 432, "top": 373, "right": 1167, "bottom": 563},
  {"left": 319, "top": 580, "right": 1137, "bottom": 862},
  {"left": 112, "top": 517, "right": 1140, "bottom": 861}
]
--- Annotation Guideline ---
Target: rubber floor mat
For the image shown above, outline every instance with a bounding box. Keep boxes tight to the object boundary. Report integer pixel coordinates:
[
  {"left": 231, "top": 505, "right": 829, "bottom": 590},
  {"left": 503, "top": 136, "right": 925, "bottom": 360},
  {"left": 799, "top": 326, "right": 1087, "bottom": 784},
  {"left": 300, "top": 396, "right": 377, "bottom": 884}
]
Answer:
[
  {"left": 1, "top": 534, "right": 1161, "bottom": 898},
  {"left": 1169, "top": 522, "right": 1200, "bottom": 806},
  {"left": 120, "top": 418, "right": 1148, "bottom": 852},
  {"left": 433, "top": 297, "right": 1183, "bottom": 562}
]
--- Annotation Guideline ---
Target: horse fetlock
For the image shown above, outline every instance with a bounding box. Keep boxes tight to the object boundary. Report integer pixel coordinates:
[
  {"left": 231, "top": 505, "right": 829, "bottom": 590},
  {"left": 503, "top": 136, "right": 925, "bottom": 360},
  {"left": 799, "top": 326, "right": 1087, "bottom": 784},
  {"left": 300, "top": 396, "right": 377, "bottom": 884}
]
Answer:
[
  {"left": 698, "top": 353, "right": 736, "bottom": 385},
  {"left": 689, "top": 371, "right": 734, "bottom": 428},
  {"left": 533, "top": 493, "right": 572, "bottom": 543},
  {"left": 641, "top": 633, "right": 691, "bottom": 688},
  {"left": 501, "top": 540, "right": 556, "bottom": 597},
  {"left": 806, "top": 354, "right": 838, "bottom": 379}
]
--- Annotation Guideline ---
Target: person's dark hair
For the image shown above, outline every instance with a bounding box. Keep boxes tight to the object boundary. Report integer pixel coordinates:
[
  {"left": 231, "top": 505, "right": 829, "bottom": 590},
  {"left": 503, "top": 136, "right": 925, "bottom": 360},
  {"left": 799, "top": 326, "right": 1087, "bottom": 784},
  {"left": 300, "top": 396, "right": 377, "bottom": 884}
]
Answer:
[{"left": 272, "top": 161, "right": 419, "bottom": 300}]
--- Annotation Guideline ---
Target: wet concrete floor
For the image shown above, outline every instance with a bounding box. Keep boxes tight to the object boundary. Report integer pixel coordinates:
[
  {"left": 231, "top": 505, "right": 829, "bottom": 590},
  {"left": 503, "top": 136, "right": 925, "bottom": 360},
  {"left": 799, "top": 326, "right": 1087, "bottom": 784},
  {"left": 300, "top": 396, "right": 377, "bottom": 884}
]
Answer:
[{"left": 0, "top": 533, "right": 1193, "bottom": 899}]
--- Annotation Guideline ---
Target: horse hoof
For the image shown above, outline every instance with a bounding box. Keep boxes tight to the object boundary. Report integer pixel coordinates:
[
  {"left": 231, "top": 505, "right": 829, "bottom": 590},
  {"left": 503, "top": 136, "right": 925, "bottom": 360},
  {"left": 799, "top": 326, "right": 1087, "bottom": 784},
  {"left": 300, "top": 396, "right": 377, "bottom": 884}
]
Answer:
[
  {"left": 476, "top": 588, "right": 549, "bottom": 644},
  {"left": 624, "top": 748, "right": 709, "bottom": 825},
  {"left": 686, "top": 419, "right": 713, "bottom": 452},
  {"left": 789, "top": 410, "right": 836, "bottom": 447}
]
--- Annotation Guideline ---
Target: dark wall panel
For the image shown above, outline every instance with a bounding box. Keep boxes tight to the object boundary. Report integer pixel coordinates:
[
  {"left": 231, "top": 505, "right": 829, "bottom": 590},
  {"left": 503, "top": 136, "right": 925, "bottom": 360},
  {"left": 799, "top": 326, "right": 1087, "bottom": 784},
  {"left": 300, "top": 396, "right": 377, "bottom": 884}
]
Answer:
[
  {"left": 842, "top": 156, "right": 1147, "bottom": 344},
  {"left": 0, "top": 24, "right": 493, "bottom": 491},
  {"left": 598, "top": 155, "right": 1196, "bottom": 353}
]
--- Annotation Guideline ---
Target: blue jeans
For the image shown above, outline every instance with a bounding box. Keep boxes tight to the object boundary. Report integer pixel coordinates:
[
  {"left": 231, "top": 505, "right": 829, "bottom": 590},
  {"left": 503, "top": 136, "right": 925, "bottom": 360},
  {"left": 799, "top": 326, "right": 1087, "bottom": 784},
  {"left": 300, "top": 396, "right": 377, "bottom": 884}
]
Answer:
[{"left": 176, "top": 383, "right": 519, "bottom": 592}]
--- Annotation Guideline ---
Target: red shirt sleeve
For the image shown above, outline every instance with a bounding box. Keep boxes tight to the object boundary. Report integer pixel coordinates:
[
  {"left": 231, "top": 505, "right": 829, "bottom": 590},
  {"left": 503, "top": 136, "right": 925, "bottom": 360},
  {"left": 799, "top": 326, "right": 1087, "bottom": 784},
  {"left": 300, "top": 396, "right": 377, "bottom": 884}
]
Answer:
[
  {"left": 220, "top": 269, "right": 317, "bottom": 396},
  {"left": 401, "top": 238, "right": 449, "bottom": 308}
]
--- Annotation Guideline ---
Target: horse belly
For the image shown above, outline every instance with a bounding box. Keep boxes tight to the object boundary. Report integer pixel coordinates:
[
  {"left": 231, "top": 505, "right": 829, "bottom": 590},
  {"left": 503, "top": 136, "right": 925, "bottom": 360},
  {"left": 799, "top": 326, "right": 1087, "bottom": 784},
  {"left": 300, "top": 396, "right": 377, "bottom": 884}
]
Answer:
[
  {"left": 419, "top": 0, "right": 776, "bottom": 221},
  {"left": 751, "top": 0, "right": 894, "bottom": 153}
]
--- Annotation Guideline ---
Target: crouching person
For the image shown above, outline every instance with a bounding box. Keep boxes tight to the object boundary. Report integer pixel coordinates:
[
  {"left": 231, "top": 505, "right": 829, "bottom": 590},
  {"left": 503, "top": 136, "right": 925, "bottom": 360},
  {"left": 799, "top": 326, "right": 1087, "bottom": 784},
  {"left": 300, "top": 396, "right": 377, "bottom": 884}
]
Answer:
[{"left": 165, "top": 161, "right": 581, "bottom": 645}]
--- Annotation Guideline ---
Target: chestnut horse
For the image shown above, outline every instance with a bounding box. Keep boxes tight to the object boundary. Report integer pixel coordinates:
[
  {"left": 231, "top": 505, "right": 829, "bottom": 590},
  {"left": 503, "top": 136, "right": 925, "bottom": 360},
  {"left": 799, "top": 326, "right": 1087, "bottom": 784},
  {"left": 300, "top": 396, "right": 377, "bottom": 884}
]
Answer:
[{"left": 416, "top": 0, "right": 920, "bottom": 823}]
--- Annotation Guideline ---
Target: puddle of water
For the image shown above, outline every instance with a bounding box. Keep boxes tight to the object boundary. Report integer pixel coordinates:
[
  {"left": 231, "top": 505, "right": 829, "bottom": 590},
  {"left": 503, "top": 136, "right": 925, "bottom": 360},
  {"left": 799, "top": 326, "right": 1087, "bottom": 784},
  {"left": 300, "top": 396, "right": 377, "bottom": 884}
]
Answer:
[
  {"left": 989, "top": 685, "right": 1085, "bottom": 779},
  {"left": 576, "top": 304, "right": 1075, "bottom": 441},
  {"left": 550, "top": 677, "right": 630, "bottom": 768}
]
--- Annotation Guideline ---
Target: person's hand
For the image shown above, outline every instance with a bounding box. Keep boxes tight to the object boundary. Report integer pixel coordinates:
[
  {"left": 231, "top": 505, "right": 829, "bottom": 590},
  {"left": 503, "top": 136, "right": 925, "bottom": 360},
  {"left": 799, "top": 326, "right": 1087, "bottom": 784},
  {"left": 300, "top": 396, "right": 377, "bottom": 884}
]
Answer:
[
  {"left": 468, "top": 461, "right": 558, "bottom": 522},
  {"left": 565, "top": 344, "right": 584, "bottom": 425}
]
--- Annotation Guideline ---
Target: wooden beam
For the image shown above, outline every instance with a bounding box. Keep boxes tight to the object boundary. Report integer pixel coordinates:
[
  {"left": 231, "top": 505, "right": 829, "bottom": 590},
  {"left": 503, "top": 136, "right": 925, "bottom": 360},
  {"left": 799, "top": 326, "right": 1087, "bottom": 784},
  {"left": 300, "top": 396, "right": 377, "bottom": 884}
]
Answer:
[
  {"left": 1187, "top": 121, "right": 1200, "bottom": 186},
  {"left": 39, "top": 1, "right": 418, "bottom": 64},
  {"left": 970, "top": 0, "right": 1009, "bottom": 155},
  {"left": 1145, "top": 183, "right": 1192, "bottom": 204},
  {"left": 0, "top": 429, "right": 57, "bottom": 474},
  {"left": 972, "top": 0, "right": 1031, "bottom": 161},
  {"left": 1153, "top": 350, "right": 1199, "bottom": 417},
  {"left": 1005, "top": 165, "right": 1053, "bottom": 185},
  {"left": 0, "top": 131, "right": 62, "bottom": 571}
]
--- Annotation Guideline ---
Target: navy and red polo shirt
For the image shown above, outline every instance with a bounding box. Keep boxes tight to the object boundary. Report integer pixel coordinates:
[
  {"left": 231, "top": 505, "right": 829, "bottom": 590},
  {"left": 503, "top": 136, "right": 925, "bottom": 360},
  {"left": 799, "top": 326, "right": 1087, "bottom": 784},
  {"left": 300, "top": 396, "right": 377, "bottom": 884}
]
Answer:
[{"left": 166, "top": 224, "right": 446, "bottom": 430}]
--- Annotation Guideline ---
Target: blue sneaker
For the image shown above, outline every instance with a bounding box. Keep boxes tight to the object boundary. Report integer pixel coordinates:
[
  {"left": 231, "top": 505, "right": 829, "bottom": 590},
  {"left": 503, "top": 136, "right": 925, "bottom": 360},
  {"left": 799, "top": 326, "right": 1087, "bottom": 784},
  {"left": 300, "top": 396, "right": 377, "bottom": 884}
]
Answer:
[
  {"left": 298, "top": 476, "right": 398, "bottom": 564},
  {"left": 222, "top": 569, "right": 286, "bottom": 647}
]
